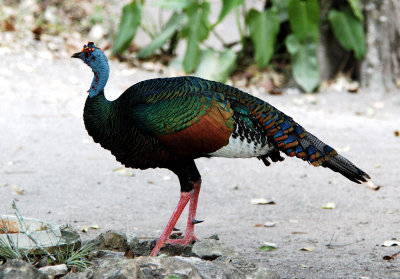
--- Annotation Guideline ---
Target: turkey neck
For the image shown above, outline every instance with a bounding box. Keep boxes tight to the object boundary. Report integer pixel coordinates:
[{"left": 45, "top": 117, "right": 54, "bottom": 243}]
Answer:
[{"left": 83, "top": 92, "right": 115, "bottom": 142}]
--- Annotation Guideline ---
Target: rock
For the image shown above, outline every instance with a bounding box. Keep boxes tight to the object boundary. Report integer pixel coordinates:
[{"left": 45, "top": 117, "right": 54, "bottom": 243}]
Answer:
[
  {"left": 92, "top": 250, "right": 126, "bottom": 260},
  {"left": 127, "top": 237, "right": 154, "bottom": 257},
  {"left": 192, "top": 238, "right": 239, "bottom": 260},
  {"left": 214, "top": 256, "right": 280, "bottom": 279},
  {"left": 250, "top": 267, "right": 281, "bottom": 279},
  {"left": 94, "top": 230, "right": 128, "bottom": 252},
  {"left": 0, "top": 259, "right": 49, "bottom": 279},
  {"left": 39, "top": 264, "right": 68, "bottom": 278},
  {"left": 63, "top": 269, "right": 93, "bottom": 279},
  {"left": 135, "top": 256, "right": 244, "bottom": 279},
  {"left": 91, "top": 258, "right": 145, "bottom": 279},
  {"left": 34, "top": 256, "right": 49, "bottom": 268}
]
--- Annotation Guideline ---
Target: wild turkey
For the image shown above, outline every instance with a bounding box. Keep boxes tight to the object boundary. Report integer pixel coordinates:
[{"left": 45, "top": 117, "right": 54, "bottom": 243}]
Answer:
[{"left": 72, "top": 42, "right": 370, "bottom": 256}]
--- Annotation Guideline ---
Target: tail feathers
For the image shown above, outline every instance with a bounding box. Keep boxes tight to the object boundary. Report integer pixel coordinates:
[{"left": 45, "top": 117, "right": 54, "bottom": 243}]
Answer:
[
  {"left": 298, "top": 131, "right": 370, "bottom": 184},
  {"left": 322, "top": 154, "right": 370, "bottom": 184}
]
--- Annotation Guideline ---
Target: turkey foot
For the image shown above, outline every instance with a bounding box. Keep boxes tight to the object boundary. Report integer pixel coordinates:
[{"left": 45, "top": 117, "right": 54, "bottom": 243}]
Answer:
[{"left": 150, "top": 179, "right": 201, "bottom": 256}]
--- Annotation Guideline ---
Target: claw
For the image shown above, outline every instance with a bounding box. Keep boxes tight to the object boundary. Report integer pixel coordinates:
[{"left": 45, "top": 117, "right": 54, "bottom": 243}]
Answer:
[
  {"left": 173, "top": 227, "right": 180, "bottom": 231},
  {"left": 192, "top": 219, "right": 204, "bottom": 224}
]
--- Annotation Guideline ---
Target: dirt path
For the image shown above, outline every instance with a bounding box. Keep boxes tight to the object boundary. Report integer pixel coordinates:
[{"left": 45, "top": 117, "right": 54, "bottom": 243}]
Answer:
[{"left": 1, "top": 48, "right": 400, "bottom": 278}]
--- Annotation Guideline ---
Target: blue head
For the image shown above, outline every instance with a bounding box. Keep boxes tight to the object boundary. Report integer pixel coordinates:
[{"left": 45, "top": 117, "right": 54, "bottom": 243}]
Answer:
[{"left": 72, "top": 42, "right": 109, "bottom": 98}]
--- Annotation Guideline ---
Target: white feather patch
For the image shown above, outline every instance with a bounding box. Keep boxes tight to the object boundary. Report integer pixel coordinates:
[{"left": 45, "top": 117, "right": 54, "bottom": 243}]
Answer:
[{"left": 208, "top": 134, "right": 272, "bottom": 158}]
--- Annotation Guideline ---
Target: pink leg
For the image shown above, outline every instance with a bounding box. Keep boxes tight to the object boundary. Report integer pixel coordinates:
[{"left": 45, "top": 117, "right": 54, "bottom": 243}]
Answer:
[
  {"left": 150, "top": 192, "right": 190, "bottom": 256},
  {"left": 167, "top": 179, "right": 201, "bottom": 245},
  {"left": 150, "top": 179, "right": 202, "bottom": 256}
]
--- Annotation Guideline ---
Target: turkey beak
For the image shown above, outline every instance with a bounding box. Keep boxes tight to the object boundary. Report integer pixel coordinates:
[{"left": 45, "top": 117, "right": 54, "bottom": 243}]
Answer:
[{"left": 71, "top": 52, "right": 83, "bottom": 59}]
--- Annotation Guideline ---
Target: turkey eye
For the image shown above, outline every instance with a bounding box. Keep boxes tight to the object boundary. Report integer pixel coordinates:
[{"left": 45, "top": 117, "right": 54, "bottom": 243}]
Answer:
[{"left": 84, "top": 52, "right": 89, "bottom": 58}]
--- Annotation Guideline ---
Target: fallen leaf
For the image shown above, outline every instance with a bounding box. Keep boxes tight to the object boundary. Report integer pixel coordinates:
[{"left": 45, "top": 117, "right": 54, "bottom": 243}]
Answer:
[
  {"left": 112, "top": 167, "right": 135, "bottom": 177},
  {"left": 395, "top": 130, "right": 399, "bottom": 137},
  {"left": 322, "top": 202, "right": 336, "bottom": 209},
  {"left": 81, "top": 226, "right": 88, "bottom": 233},
  {"left": 11, "top": 185, "right": 24, "bottom": 195},
  {"left": 383, "top": 251, "right": 399, "bottom": 261},
  {"left": 90, "top": 224, "right": 100, "bottom": 230},
  {"left": 292, "top": 231, "right": 308, "bottom": 234},
  {"left": 259, "top": 242, "right": 277, "bottom": 251},
  {"left": 299, "top": 246, "right": 315, "bottom": 252},
  {"left": 264, "top": 222, "right": 276, "bottom": 227},
  {"left": 299, "top": 264, "right": 312, "bottom": 268},
  {"left": 382, "top": 240, "right": 400, "bottom": 247},
  {"left": 250, "top": 198, "right": 275, "bottom": 205},
  {"left": 254, "top": 222, "right": 276, "bottom": 228}
]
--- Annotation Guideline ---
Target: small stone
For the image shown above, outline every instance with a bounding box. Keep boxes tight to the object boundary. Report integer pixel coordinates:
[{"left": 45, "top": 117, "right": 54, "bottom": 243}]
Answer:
[
  {"left": 91, "top": 258, "right": 144, "bottom": 278},
  {"left": 95, "top": 230, "right": 128, "bottom": 252},
  {"left": 192, "top": 239, "right": 239, "bottom": 260},
  {"left": 0, "top": 259, "right": 49, "bottom": 279},
  {"left": 39, "top": 264, "right": 68, "bottom": 278},
  {"left": 207, "top": 233, "right": 219, "bottom": 240}
]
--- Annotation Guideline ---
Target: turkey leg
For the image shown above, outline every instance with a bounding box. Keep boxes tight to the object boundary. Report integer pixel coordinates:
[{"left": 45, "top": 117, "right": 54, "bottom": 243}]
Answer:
[{"left": 150, "top": 179, "right": 201, "bottom": 256}]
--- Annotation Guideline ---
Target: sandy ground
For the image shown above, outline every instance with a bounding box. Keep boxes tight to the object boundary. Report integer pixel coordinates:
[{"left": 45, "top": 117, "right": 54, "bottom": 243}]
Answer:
[{"left": 1, "top": 49, "right": 400, "bottom": 278}]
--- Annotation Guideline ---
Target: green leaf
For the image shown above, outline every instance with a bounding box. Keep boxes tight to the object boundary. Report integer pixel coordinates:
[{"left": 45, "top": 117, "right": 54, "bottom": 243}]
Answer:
[
  {"left": 285, "top": 34, "right": 320, "bottom": 92},
  {"left": 182, "top": 2, "right": 211, "bottom": 72},
  {"left": 137, "top": 13, "right": 186, "bottom": 59},
  {"left": 328, "top": 8, "right": 366, "bottom": 59},
  {"left": 183, "top": 33, "right": 200, "bottom": 73},
  {"left": 247, "top": 8, "right": 280, "bottom": 69},
  {"left": 217, "top": 0, "right": 243, "bottom": 24},
  {"left": 259, "top": 245, "right": 277, "bottom": 251},
  {"left": 181, "top": 2, "right": 210, "bottom": 41},
  {"left": 112, "top": 1, "right": 142, "bottom": 55},
  {"left": 287, "top": 0, "right": 319, "bottom": 42},
  {"left": 347, "top": 0, "right": 363, "bottom": 21},
  {"left": 152, "top": 0, "right": 191, "bottom": 10},
  {"left": 195, "top": 48, "right": 237, "bottom": 82}
]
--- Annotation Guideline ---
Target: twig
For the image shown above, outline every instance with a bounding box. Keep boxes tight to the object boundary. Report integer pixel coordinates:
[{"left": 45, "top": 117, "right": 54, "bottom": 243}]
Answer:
[
  {"left": 326, "top": 231, "right": 364, "bottom": 248},
  {"left": 12, "top": 201, "right": 56, "bottom": 261}
]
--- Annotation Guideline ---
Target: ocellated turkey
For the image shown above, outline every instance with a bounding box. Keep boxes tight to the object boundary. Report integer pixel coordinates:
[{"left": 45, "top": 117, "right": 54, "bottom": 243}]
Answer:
[{"left": 72, "top": 42, "right": 370, "bottom": 256}]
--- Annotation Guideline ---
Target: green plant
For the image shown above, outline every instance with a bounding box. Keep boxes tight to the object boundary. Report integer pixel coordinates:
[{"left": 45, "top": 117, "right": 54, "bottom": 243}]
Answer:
[
  {"left": 0, "top": 235, "right": 22, "bottom": 260},
  {"left": 54, "top": 240, "right": 97, "bottom": 271},
  {"left": 0, "top": 204, "right": 95, "bottom": 271},
  {"left": 113, "top": 0, "right": 366, "bottom": 91}
]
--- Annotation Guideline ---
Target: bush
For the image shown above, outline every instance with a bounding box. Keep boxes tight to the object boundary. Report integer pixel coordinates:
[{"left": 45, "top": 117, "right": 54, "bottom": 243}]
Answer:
[{"left": 112, "top": 0, "right": 365, "bottom": 92}]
